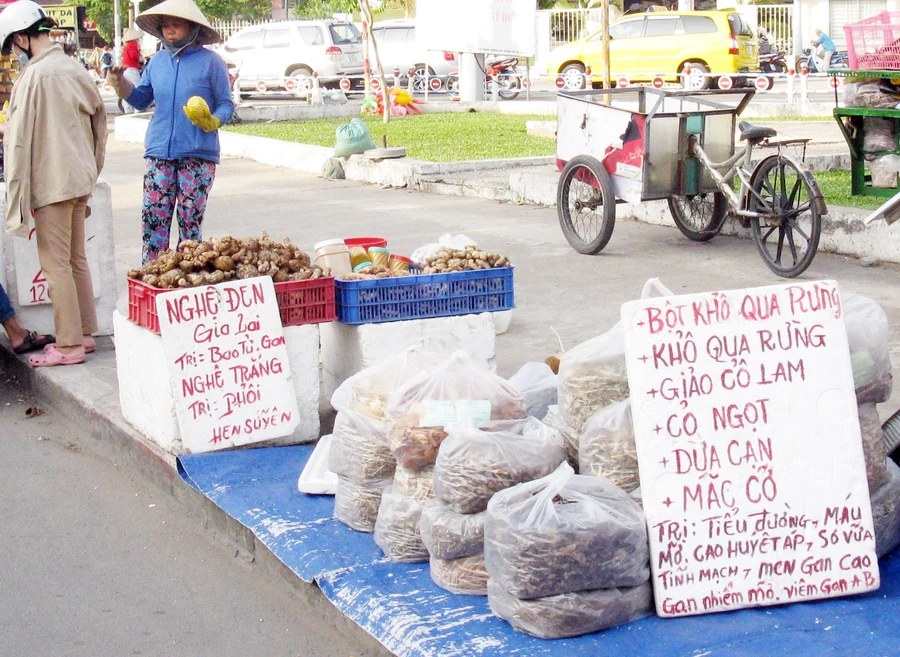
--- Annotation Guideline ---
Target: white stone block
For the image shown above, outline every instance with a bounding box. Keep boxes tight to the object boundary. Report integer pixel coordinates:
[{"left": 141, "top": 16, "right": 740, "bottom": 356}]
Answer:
[
  {"left": 115, "top": 311, "right": 321, "bottom": 454},
  {"left": 114, "top": 310, "right": 182, "bottom": 453},
  {"left": 319, "top": 313, "right": 497, "bottom": 406},
  {"left": 1, "top": 180, "right": 117, "bottom": 336}
]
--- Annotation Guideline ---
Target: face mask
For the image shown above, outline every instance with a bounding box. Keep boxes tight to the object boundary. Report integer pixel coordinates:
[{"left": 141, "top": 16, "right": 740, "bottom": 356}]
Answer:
[{"left": 13, "top": 38, "right": 31, "bottom": 67}]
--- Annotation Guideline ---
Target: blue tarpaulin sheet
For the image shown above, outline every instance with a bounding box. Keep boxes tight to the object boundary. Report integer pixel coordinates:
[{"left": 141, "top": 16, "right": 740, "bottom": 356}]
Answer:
[{"left": 178, "top": 445, "right": 900, "bottom": 657}]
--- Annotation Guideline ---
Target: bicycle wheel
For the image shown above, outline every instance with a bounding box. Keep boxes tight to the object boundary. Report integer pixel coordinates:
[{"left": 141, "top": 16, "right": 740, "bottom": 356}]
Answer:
[
  {"left": 747, "top": 154, "right": 823, "bottom": 278},
  {"left": 668, "top": 192, "right": 728, "bottom": 242},
  {"left": 557, "top": 155, "right": 616, "bottom": 254}
]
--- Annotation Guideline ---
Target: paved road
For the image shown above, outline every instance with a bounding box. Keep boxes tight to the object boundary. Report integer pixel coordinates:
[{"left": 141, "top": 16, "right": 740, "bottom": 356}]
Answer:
[{"left": 0, "top": 369, "right": 364, "bottom": 657}]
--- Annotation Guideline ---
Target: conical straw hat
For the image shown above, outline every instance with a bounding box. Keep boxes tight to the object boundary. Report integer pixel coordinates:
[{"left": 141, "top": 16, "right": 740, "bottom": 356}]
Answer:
[
  {"left": 136, "top": 0, "right": 220, "bottom": 45},
  {"left": 123, "top": 25, "right": 143, "bottom": 41}
]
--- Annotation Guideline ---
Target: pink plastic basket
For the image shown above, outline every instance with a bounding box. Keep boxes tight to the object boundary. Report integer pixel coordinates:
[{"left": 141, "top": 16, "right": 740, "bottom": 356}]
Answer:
[{"left": 845, "top": 11, "right": 900, "bottom": 70}]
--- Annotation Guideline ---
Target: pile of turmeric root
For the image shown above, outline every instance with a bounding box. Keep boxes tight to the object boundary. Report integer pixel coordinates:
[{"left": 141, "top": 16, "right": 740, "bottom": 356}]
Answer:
[{"left": 127, "top": 233, "right": 331, "bottom": 289}]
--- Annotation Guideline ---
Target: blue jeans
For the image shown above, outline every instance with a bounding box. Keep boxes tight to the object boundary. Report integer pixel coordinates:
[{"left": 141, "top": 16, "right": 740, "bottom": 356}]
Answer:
[{"left": 0, "top": 283, "right": 14, "bottom": 324}]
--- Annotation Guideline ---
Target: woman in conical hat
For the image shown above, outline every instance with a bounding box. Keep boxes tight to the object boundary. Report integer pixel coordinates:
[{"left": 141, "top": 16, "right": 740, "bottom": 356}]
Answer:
[{"left": 107, "top": 0, "right": 234, "bottom": 264}]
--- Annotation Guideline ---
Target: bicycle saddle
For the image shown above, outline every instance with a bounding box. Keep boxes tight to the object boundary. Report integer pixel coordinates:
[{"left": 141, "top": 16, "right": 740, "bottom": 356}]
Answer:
[{"left": 738, "top": 121, "right": 777, "bottom": 142}]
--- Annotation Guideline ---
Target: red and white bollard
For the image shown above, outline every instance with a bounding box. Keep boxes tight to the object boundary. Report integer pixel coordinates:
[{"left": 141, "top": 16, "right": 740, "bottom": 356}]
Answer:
[
  {"left": 786, "top": 68, "right": 795, "bottom": 103},
  {"left": 407, "top": 67, "right": 416, "bottom": 94},
  {"left": 799, "top": 63, "right": 809, "bottom": 104},
  {"left": 584, "top": 65, "right": 592, "bottom": 88},
  {"left": 393, "top": 66, "right": 401, "bottom": 88}
]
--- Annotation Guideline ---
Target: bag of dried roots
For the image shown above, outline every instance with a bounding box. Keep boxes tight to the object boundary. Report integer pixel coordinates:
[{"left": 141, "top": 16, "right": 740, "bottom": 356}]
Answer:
[
  {"left": 374, "top": 487, "right": 430, "bottom": 562},
  {"left": 333, "top": 475, "right": 390, "bottom": 533},
  {"left": 485, "top": 463, "right": 650, "bottom": 599},
  {"left": 579, "top": 399, "right": 639, "bottom": 493},
  {"left": 430, "top": 553, "right": 489, "bottom": 596},
  {"left": 420, "top": 499, "right": 486, "bottom": 560}
]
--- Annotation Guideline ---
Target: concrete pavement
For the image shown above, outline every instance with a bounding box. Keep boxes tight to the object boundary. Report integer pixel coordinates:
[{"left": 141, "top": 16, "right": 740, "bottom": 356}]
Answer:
[{"left": 2, "top": 126, "right": 900, "bottom": 655}]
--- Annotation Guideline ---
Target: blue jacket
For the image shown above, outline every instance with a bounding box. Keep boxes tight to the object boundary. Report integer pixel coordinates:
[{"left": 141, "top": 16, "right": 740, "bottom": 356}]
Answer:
[
  {"left": 127, "top": 45, "right": 234, "bottom": 164},
  {"left": 816, "top": 33, "right": 836, "bottom": 52}
]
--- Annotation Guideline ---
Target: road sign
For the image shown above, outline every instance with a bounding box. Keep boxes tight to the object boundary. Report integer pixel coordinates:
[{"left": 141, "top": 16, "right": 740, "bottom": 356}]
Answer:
[
  {"left": 256, "top": 80, "right": 267, "bottom": 93},
  {"left": 555, "top": 76, "right": 566, "bottom": 89},
  {"left": 284, "top": 78, "right": 297, "bottom": 92},
  {"left": 830, "top": 76, "right": 841, "bottom": 89},
  {"left": 754, "top": 75, "right": 772, "bottom": 92},
  {"left": 718, "top": 75, "right": 733, "bottom": 91},
  {"left": 430, "top": 76, "right": 442, "bottom": 91},
  {"left": 617, "top": 76, "right": 629, "bottom": 89},
  {"left": 370, "top": 77, "right": 381, "bottom": 91},
  {"left": 521, "top": 76, "right": 532, "bottom": 88},
  {"left": 102, "top": 81, "right": 112, "bottom": 93},
  {"left": 652, "top": 76, "right": 664, "bottom": 89},
  {"left": 339, "top": 77, "right": 351, "bottom": 91}
]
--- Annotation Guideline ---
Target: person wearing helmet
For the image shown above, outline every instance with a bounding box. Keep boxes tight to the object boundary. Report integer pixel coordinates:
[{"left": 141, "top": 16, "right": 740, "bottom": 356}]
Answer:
[
  {"left": 106, "top": 0, "right": 234, "bottom": 265},
  {"left": 0, "top": 0, "right": 107, "bottom": 367}
]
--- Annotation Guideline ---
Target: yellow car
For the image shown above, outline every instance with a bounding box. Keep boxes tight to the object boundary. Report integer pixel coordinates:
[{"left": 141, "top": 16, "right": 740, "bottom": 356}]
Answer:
[{"left": 548, "top": 10, "right": 758, "bottom": 90}]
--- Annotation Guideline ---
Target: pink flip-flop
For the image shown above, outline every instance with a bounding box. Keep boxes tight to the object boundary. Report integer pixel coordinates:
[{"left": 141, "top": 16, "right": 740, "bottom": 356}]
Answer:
[
  {"left": 29, "top": 345, "right": 85, "bottom": 367},
  {"left": 45, "top": 337, "right": 96, "bottom": 354}
]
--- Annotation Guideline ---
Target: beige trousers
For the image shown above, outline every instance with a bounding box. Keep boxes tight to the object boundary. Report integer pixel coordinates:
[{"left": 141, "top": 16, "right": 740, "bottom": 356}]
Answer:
[{"left": 33, "top": 196, "right": 98, "bottom": 349}]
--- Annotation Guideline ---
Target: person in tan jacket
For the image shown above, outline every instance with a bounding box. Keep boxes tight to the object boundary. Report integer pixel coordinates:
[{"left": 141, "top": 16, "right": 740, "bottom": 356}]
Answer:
[{"left": 0, "top": 1, "right": 107, "bottom": 367}]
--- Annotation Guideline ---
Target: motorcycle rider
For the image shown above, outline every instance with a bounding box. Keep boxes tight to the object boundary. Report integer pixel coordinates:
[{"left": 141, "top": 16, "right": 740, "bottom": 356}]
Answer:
[
  {"left": 758, "top": 27, "right": 771, "bottom": 56},
  {"left": 812, "top": 28, "right": 836, "bottom": 73}
]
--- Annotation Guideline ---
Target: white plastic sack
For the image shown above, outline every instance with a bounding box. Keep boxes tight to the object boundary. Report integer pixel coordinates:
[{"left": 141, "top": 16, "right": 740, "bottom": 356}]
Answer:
[
  {"left": 374, "top": 487, "right": 430, "bottom": 562},
  {"left": 484, "top": 463, "right": 650, "bottom": 599},
  {"left": 420, "top": 499, "right": 486, "bottom": 560},
  {"left": 579, "top": 398, "right": 639, "bottom": 492},
  {"left": 430, "top": 554, "right": 489, "bottom": 596},
  {"left": 297, "top": 434, "right": 339, "bottom": 495},
  {"left": 509, "top": 362, "right": 558, "bottom": 420},
  {"left": 543, "top": 404, "right": 580, "bottom": 471},
  {"left": 410, "top": 234, "right": 478, "bottom": 268},
  {"left": 843, "top": 292, "right": 893, "bottom": 403}
]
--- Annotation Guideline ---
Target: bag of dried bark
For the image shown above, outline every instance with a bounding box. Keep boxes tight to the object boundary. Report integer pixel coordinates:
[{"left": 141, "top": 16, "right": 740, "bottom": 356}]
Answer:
[
  {"left": 579, "top": 399, "right": 640, "bottom": 493},
  {"left": 334, "top": 475, "right": 391, "bottom": 533},
  {"left": 386, "top": 351, "right": 527, "bottom": 470},
  {"left": 557, "top": 327, "right": 629, "bottom": 433},
  {"left": 433, "top": 418, "right": 566, "bottom": 514},
  {"left": 430, "top": 553, "right": 489, "bottom": 596},
  {"left": 329, "top": 410, "right": 396, "bottom": 483},
  {"left": 420, "top": 499, "right": 486, "bottom": 559},
  {"left": 508, "top": 362, "right": 558, "bottom": 420},
  {"left": 872, "top": 459, "right": 900, "bottom": 558},
  {"left": 393, "top": 464, "right": 435, "bottom": 501},
  {"left": 544, "top": 404, "right": 580, "bottom": 471},
  {"left": 843, "top": 293, "right": 893, "bottom": 404},
  {"left": 859, "top": 402, "right": 891, "bottom": 494},
  {"left": 374, "top": 487, "right": 430, "bottom": 562},
  {"left": 487, "top": 579, "right": 653, "bottom": 639},
  {"left": 485, "top": 463, "right": 650, "bottom": 599}
]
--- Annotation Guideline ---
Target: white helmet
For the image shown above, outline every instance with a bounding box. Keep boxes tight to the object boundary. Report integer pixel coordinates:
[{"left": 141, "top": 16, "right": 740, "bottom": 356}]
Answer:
[{"left": 0, "top": 0, "right": 50, "bottom": 55}]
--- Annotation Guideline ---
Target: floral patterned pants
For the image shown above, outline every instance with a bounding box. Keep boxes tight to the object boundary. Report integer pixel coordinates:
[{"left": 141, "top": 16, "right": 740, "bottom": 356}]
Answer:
[{"left": 141, "top": 156, "right": 217, "bottom": 264}]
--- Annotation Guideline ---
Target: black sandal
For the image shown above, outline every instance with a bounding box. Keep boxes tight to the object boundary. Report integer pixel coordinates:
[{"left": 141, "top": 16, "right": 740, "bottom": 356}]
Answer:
[{"left": 12, "top": 331, "right": 56, "bottom": 355}]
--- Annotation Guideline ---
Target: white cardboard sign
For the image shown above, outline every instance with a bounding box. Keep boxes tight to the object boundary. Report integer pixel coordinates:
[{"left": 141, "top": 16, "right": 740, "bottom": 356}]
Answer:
[
  {"left": 156, "top": 277, "right": 299, "bottom": 453},
  {"left": 621, "top": 280, "right": 879, "bottom": 617}
]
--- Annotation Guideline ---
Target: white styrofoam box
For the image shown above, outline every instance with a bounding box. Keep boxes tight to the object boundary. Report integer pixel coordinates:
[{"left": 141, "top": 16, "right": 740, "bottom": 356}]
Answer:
[
  {"left": 319, "top": 312, "right": 497, "bottom": 407},
  {"left": 115, "top": 311, "right": 321, "bottom": 454},
  {"left": 114, "top": 310, "right": 182, "bottom": 453},
  {"left": 1, "top": 180, "right": 117, "bottom": 337}
]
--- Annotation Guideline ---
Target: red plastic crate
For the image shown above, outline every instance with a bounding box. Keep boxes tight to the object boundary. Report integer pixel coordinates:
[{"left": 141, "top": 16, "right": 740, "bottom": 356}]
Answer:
[
  {"left": 127, "top": 276, "right": 336, "bottom": 334},
  {"left": 845, "top": 11, "right": 900, "bottom": 70}
]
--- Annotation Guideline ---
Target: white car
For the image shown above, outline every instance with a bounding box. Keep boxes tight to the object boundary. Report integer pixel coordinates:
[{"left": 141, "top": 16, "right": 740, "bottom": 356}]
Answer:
[
  {"left": 222, "top": 20, "right": 364, "bottom": 96},
  {"left": 370, "top": 19, "right": 456, "bottom": 91}
]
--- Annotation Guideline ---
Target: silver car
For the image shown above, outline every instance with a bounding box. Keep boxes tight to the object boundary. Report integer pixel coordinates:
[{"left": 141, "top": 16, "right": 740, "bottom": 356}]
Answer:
[
  {"left": 222, "top": 20, "right": 364, "bottom": 96},
  {"left": 370, "top": 19, "right": 456, "bottom": 91}
]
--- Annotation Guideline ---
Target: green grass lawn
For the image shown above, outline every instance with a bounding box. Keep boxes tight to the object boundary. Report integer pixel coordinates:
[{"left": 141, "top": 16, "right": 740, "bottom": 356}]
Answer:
[
  {"left": 225, "top": 113, "right": 556, "bottom": 162},
  {"left": 226, "top": 113, "right": 885, "bottom": 211}
]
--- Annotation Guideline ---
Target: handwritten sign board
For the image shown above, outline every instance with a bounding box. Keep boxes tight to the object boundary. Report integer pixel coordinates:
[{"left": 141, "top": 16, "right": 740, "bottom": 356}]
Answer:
[
  {"left": 13, "top": 227, "right": 101, "bottom": 306},
  {"left": 157, "top": 277, "right": 299, "bottom": 453},
  {"left": 621, "top": 280, "right": 879, "bottom": 617}
]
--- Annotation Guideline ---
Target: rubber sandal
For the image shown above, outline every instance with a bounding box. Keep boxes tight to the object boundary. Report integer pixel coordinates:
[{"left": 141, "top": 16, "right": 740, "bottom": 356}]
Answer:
[
  {"left": 29, "top": 345, "right": 85, "bottom": 367},
  {"left": 45, "top": 337, "right": 96, "bottom": 354},
  {"left": 12, "top": 331, "right": 56, "bottom": 355}
]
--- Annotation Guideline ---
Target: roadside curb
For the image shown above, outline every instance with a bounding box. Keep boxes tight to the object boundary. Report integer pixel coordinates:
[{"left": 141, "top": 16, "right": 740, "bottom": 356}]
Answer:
[{"left": 0, "top": 341, "right": 392, "bottom": 656}]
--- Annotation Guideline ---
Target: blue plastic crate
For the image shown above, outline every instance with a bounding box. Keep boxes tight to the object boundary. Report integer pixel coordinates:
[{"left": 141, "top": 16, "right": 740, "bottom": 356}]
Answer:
[{"left": 335, "top": 267, "right": 515, "bottom": 325}]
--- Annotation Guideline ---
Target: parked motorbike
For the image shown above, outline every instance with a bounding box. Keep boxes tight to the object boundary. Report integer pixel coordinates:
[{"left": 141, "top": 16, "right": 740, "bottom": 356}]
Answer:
[
  {"left": 759, "top": 50, "right": 787, "bottom": 74},
  {"left": 447, "top": 56, "right": 522, "bottom": 100}
]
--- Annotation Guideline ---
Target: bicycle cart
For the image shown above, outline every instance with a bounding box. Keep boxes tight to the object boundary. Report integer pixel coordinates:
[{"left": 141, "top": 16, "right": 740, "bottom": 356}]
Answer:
[{"left": 556, "top": 87, "right": 827, "bottom": 277}]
